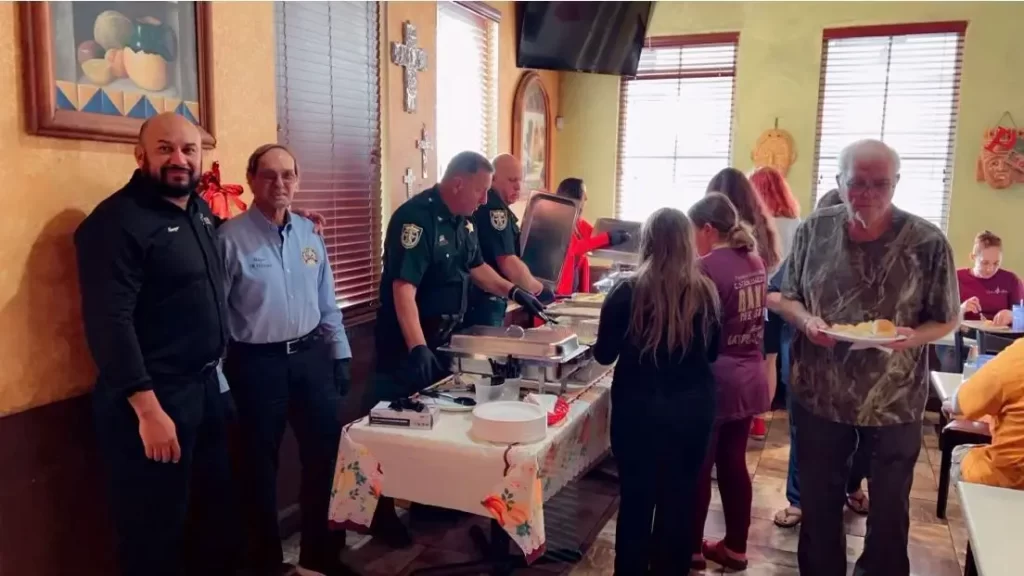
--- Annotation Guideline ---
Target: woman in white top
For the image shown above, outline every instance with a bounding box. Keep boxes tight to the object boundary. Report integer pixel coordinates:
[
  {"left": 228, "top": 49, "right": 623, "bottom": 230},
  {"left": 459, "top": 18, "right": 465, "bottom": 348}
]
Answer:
[{"left": 747, "top": 167, "right": 800, "bottom": 439}]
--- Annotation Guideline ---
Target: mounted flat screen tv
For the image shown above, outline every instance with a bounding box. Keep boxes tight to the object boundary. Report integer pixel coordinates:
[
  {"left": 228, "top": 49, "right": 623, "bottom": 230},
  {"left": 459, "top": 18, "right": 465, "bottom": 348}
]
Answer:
[{"left": 516, "top": 1, "right": 654, "bottom": 76}]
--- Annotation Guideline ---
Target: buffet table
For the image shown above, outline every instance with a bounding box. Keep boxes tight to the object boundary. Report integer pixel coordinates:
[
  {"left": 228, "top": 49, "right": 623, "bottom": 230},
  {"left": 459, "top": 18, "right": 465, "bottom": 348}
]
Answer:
[{"left": 327, "top": 366, "right": 614, "bottom": 563}]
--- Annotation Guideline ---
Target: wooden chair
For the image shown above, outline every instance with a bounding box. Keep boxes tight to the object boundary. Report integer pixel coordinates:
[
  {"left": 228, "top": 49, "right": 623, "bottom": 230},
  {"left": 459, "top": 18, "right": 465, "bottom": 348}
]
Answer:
[{"left": 936, "top": 419, "right": 991, "bottom": 519}]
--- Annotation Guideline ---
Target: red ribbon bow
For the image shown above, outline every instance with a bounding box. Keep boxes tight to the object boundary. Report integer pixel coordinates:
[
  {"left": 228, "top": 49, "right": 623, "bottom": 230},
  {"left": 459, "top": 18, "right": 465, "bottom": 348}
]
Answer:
[{"left": 198, "top": 161, "right": 247, "bottom": 220}]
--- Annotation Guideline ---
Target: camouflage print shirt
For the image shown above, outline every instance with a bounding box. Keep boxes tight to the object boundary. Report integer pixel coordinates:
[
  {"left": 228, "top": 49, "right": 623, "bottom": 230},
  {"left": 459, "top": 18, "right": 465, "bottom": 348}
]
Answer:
[{"left": 781, "top": 205, "right": 959, "bottom": 426}]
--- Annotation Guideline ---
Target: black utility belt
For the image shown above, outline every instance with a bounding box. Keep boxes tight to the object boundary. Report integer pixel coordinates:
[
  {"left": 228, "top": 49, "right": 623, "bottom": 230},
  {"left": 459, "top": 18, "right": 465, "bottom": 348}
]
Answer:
[{"left": 229, "top": 331, "right": 320, "bottom": 356}]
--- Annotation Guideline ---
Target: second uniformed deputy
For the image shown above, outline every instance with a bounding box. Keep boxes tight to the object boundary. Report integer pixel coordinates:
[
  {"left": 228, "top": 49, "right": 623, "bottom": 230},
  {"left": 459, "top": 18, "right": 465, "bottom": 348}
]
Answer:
[
  {"left": 463, "top": 154, "right": 554, "bottom": 327},
  {"left": 218, "top": 144, "right": 354, "bottom": 576},
  {"left": 368, "top": 151, "right": 547, "bottom": 546}
]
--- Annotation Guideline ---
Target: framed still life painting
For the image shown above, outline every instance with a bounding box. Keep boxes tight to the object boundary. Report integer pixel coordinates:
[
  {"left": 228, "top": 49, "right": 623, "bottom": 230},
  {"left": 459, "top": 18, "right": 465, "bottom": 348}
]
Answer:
[
  {"left": 20, "top": 1, "right": 215, "bottom": 147},
  {"left": 512, "top": 72, "right": 551, "bottom": 193}
]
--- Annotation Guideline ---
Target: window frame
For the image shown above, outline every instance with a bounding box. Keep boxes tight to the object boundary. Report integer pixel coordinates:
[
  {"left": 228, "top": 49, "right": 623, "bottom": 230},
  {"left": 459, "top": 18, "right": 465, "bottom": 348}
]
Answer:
[
  {"left": 810, "top": 21, "right": 967, "bottom": 229},
  {"left": 435, "top": 1, "right": 500, "bottom": 175},
  {"left": 615, "top": 32, "right": 740, "bottom": 221}
]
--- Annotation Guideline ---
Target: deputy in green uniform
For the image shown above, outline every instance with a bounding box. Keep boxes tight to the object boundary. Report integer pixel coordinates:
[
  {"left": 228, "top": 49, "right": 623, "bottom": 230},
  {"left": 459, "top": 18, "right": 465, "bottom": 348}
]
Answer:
[
  {"left": 367, "top": 151, "right": 547, "bottom": 546},
  {"left": 463, "top": 154, "right": 554, "bottom": 327}
]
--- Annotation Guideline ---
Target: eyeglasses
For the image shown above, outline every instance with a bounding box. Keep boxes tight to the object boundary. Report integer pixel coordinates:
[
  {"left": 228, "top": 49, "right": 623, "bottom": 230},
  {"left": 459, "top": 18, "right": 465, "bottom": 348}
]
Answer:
[
  {"left": 256, "top": 171, "right": 298, "bottom": 184},
  {"left": 843, "top": 179, "right": 894, "bottom": 193}
]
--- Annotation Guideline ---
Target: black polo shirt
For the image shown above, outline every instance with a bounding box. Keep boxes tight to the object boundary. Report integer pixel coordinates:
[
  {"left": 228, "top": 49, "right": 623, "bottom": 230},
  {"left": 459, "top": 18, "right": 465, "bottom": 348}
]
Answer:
[{"left": 75, "top": 171, "right": 228, "bottom": 399}]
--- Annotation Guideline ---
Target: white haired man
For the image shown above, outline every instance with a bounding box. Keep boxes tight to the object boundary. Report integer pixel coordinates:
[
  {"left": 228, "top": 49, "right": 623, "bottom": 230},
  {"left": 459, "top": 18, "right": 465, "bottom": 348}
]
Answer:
[{"left": 776, "top": 139, "right": 959, "bottom": 575}]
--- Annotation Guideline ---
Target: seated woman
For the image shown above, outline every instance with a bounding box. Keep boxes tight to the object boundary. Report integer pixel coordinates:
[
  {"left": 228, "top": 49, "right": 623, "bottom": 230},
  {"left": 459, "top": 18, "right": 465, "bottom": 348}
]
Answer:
[
  {"left": 688, "top": 192, "right": 769, "bottom": 571},
  {"left": 949, "top": 338, "right": 1024, "bottom": 489},
  {"left": 958, "top": 230, "right": 1024, "bottom": 326},
  {"left": 553, "top": 178, "right": 630, "bottom": 296},
  {"left": 593, "top": 207, "right": 721, "bottom": 575}
]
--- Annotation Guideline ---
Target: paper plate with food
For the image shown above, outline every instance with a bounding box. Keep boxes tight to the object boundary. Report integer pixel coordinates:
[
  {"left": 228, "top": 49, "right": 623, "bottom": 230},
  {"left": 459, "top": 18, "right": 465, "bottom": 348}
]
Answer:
[
  {"left": 821, "top": 319, "right": 906, "bottom": 347},
  {"left": 961, "top": 319, "right": 1011, "bottom": 333}
]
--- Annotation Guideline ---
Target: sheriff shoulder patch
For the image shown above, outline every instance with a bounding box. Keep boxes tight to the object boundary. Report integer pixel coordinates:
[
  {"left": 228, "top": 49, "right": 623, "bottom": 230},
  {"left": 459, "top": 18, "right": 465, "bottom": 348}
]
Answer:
[
  {"left": 490, "top": 209, "right": 508, "bottom": 231},
  {"left": 401, "top": 223, "right": 423, "bottom": 249}
]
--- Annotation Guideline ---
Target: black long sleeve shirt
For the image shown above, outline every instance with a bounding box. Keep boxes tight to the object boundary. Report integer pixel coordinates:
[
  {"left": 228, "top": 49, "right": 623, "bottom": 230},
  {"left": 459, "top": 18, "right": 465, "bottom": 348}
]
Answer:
[
  {"left": 74, "top": 171, "right": 228, "bottom": 399},
  {"left": 594, "top": 280, "right": 720, "bottom": 397}
]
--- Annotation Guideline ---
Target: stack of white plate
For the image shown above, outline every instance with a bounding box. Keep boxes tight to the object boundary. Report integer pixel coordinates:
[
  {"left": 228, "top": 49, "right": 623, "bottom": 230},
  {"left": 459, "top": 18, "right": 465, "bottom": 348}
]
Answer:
[{"left": 470, "top": 401, "right": 548, "bottom": 444}]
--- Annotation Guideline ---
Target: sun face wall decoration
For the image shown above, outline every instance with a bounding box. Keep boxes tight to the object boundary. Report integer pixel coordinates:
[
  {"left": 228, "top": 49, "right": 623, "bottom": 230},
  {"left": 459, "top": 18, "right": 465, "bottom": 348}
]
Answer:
[{"left": 752, "top": 125, "right": 797, "bottom": 177}]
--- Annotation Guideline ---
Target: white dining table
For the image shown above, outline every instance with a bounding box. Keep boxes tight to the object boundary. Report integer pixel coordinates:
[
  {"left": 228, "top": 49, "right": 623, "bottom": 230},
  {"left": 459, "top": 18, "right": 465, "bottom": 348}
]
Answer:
[
  {"left": 957, "top": 482, "right": 1024, "bottom": 576},
  {"left": 930, "top": 371, "right": 962, "bottom": 402}
]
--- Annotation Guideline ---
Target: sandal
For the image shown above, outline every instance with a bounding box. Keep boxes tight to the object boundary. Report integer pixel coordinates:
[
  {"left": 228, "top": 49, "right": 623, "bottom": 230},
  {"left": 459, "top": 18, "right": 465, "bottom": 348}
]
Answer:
[
  {"left": 846, "top": 490, "right": 870, "bottom": 515},
  {"left": 773, "top": 505, "right": 802, "bottom": 528}
]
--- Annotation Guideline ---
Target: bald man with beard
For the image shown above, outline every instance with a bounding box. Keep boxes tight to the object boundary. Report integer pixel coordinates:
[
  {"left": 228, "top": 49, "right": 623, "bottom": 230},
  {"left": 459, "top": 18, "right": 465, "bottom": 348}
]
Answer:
[
  {"left": 75, "top": 113, "right": 237, "bottom": 576},
  {"left": 463, "top": 154, "right": 554, "bottom": 327}
]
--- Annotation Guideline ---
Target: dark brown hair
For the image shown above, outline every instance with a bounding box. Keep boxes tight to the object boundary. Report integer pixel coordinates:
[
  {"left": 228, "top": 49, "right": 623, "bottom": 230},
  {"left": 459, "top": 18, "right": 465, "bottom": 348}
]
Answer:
[
  {"left": 246, "top": 144, "right": 299, "bottom": 177},
  {"left": 556, "top": 178, "right": 585, "bottom": 201},
  {"left": 706, "top": 168, "right": 780, "bottom": 270},
  {"left": 688, "top": 193, "right": 758, "bottom": 254}
]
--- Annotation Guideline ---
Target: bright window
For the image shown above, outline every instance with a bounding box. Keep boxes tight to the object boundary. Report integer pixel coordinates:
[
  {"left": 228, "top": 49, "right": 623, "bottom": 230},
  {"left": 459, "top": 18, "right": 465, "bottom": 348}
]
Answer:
[
  {"left": 616, "top": 34, "right": 738, "bottom": 223},
  {"left": 436, "top": 2, "right": 499, "bottom": 174},
  {"left": 812, "top": 22, "right": 965, "bottom": 230}
]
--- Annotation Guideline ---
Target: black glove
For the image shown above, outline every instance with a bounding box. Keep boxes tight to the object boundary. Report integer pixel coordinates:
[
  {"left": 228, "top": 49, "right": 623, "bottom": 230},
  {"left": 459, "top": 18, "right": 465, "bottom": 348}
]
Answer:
[
  {"left": 404, "top": 345, "right": 442, "bottom": 393},
  {"left": 333, "top": 358, "right": 351, "bottom": 396},
  {"left": 536, "top": 286, "right": 556, "bottom": 305},
  {"left": 509, "top": 286, "right": 546, "bottom": 317},
  {"left": 608, "top": 230, "right": 631, "bottom": 247}
]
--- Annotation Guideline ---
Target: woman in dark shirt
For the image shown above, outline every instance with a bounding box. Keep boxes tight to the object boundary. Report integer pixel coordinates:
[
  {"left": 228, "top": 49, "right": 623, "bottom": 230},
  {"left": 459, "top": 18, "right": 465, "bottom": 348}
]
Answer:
[
  {"left": 594, "top": 207, "right": 721, "bottom": 576},
  {"left": 688, "top": 192, "right": 769, "bottom": 571}
]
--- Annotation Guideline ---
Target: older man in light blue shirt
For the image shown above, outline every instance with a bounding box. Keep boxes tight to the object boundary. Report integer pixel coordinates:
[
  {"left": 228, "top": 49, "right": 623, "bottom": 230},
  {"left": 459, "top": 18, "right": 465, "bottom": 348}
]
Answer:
[{"left": 218, "top": 144, "right": 354, "bottom": 576}]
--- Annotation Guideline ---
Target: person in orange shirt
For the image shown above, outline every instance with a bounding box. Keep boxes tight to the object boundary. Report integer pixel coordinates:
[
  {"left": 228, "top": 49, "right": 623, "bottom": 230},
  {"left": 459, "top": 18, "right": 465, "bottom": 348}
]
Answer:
[{"left": 949, "top": 338, "right": 1024, "bottom": 488}]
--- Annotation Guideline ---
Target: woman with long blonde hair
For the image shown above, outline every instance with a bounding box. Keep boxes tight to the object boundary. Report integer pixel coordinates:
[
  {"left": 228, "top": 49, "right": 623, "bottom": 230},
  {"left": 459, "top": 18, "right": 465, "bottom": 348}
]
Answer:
[
  {"left": 593, "top": 207, "right": 721, "bottom": 575},
  {"left": 688, "top": 193, "right": 769, "bottom": 572}
]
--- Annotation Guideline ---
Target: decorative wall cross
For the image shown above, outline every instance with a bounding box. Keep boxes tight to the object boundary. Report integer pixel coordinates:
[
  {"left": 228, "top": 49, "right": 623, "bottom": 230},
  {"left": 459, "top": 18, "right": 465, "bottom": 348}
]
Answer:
[
  {"left": 390, "top": 21, "right": 428, "bottom": 113},
  {"left": 416, "top": 124, "right": 432, "bottom": 179},
  {"left": 403, "top": 168, "right": 416, "bottom": 198}
]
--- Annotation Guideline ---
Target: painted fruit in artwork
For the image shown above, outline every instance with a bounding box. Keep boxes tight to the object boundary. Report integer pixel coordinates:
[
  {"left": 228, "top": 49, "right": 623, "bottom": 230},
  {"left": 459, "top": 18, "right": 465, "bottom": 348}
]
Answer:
[
  {"left": 93, "top": 10, "right": 133, "bottom": 51},
  {"left": 123, "top": 47, "right": 168, "bottom": 91},
  {"left": 77, "top": 40, "right": 104, "bottom": 65},
  {"left": 105, "top": 48, "right": 127, "bottom": 78},
  {"left": 81, "top": 59, "right": 114, "bottom": 86}
]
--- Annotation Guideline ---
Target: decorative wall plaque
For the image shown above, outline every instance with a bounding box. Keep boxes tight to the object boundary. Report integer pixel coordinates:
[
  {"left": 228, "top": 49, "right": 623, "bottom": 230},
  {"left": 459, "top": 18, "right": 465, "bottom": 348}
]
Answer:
[
  {"left": 416, "top": 123, "right": 432, "bottom": 179},
  {"left": 390, "top": 21, "right": 427, "bottom": 113}
]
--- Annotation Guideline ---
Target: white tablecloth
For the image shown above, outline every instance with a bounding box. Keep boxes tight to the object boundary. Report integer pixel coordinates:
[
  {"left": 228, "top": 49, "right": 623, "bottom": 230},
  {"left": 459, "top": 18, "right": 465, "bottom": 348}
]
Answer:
[
  {"left": 930, "top": 371, "right": 961, "bottom": 402},
  {"left": 957, "top": 481, "right": 1024, "bottom": 576},
  {"left": 328, "top": 367, "right": 614, "bottom": 561}
]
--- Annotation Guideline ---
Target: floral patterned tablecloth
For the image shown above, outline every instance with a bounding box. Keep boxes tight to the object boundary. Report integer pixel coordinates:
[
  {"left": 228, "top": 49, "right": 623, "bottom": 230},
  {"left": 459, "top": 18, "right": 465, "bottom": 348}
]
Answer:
[{"left": 328, "top": 367, "right": 613, "bottom": 562}]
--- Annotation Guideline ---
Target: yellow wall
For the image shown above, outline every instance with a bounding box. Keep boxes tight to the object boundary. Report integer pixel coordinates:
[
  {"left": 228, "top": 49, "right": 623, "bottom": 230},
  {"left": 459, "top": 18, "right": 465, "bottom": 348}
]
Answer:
[
  {"left": 0, "top": 2, "right": 278, "bottom": 415},
  {"left": 555, "top": 1, "right": 1024, "bottom": 272},
  {"left": 382, "top": 1, "right": 560, "bottom": 218}
]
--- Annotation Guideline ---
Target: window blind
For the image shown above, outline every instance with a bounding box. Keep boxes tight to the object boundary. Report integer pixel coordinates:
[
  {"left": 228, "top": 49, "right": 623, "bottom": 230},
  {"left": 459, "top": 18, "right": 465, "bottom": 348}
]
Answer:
[
  {"left": 275, "top": 1, "right": 382, "bottom": 324},
  {"left": 812, "top": 22, "right": 965, "bottom": 230},
  {"left": 616, "top": 34, "right": 738, "bottom": 223},
  {"left": 436, "top": 1, "right": 499, "bottom": 174}
]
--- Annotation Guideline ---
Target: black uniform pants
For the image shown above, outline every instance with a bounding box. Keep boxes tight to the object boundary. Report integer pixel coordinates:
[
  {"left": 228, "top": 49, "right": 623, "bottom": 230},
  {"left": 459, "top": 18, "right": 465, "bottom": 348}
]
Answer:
[
  {"left": 94, "top": 368, "right": 237, "bottom": 576},
  {"left": 225, "top": 341, "right": 344, "bottom": 574},
  {"left": 793, "top": 400, "right": 921, "bottom": 576},
  {"left": 610, "top": 386, "right": 715, "bottom": 575}
]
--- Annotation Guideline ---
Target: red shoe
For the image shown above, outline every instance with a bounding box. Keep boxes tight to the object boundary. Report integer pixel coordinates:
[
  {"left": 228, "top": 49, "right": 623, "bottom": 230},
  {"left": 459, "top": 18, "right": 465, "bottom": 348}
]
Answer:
[
  {"left": 702, "top": 539, "right": 748, "bottom": 571},
  {"left": 750, "top": 416, "right": 766, "bottom": 440}
]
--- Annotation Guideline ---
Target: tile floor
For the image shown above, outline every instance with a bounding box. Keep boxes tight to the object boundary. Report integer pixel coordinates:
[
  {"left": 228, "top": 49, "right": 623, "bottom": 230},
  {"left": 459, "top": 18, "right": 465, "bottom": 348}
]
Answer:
[
  {"left": 564, "top": 409, "right": 969, "bottom": 576},
  {"left": 286, "top": 409, "right": 969, "bottom": 575}
]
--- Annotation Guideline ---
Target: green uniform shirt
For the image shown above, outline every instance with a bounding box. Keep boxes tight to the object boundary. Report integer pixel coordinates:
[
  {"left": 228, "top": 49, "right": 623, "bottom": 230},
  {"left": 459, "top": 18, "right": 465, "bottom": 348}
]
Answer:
[
  {"left": 375, "top": 186, "right": 483, "bottom": 370},
  {"left": 465, "top": 189, "right": 521, "bottom": 327}
]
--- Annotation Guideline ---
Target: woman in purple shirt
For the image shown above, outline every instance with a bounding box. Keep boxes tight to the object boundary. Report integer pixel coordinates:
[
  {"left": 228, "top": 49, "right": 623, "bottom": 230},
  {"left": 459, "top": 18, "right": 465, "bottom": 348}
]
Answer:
[{"left": 688, "top": 192, "right": 769, "bottom": 571}]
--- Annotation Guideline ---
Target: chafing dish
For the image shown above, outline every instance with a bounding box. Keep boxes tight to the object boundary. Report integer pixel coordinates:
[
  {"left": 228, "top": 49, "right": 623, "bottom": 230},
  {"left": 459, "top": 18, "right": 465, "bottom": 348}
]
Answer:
[
  {"left": 519, "top": 192, "right": 581, "bottom": 289},
  {"left": 590, "top": 217, "right": 641, "bottom": 265},
  {"left": 438, "top": 325, "right": 593, "bottom": 394}
]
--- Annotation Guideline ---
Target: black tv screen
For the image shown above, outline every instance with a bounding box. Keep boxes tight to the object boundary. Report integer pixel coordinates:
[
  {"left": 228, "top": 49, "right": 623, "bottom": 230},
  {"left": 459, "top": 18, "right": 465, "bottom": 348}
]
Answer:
[{"left": 516, "top": 1, "right": 654, "bottom": 77}]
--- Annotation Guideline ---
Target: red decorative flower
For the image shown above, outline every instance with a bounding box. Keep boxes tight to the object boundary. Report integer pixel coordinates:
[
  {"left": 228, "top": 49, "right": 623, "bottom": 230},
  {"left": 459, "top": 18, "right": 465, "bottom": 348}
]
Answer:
[{"left": 198, "top": 161, "right": 246, "bottom": 220}]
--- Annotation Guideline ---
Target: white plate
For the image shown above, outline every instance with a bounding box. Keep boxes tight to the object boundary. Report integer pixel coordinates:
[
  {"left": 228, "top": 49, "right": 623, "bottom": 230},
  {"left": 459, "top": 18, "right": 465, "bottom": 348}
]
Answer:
[
  {"left": 470, "top": 401, "right": 548, "bottom": 444},
  {"left": 962, "top": 320, "right": 1011, "bottom": 333},
  {"left": 820, "top": 329, "right": 907, "bottom": 344}
]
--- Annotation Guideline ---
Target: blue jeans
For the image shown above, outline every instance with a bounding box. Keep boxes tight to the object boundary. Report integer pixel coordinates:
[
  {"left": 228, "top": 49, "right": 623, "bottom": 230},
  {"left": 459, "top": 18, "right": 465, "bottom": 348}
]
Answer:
[{"left": 783, "top": 323, "right": 870, "bottom": 507}]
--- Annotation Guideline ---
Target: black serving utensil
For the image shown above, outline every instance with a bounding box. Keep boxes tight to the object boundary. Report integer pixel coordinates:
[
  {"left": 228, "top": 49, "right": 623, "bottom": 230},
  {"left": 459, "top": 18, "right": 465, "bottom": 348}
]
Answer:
[{"left": 420, "top": 390, "right": 476, "bottom": 407}]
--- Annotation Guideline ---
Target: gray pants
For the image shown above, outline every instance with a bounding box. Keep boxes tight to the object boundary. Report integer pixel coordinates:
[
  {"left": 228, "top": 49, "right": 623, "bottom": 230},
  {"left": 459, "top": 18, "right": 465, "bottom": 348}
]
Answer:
[
  {"left": 793, "top": 400, "right": 922, "bottom": 576},
  {"left": 951, "top": 444, "right": 978, "bottom": 485}
]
